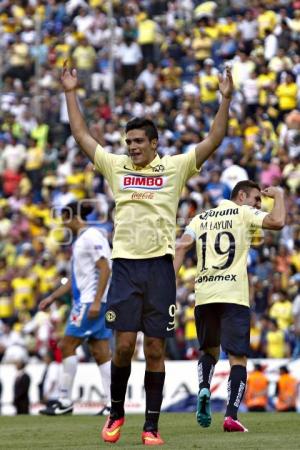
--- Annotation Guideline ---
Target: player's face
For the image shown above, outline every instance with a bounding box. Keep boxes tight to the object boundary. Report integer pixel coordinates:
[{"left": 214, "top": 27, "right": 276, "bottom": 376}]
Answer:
[
  {"left": 244, "top": 188, "right": 262, "bottom": 209},
  {"left": 125, "top": 129, "right": 157, "bottom": 167}
]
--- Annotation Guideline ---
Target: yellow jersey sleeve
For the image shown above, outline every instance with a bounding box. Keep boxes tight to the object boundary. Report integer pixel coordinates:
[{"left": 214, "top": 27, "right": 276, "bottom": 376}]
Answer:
[
  {"left": 171, "top": 150, "right": 198, "bottom": 191},
  {"left": 241, "top": 206, "right": 268, "bottom": 246},
  {"left": 242, "top": 206, "right": 268, "bottom": 229},
  {"left": 94, "top": 144, "right": 120, "bottom": 183}
]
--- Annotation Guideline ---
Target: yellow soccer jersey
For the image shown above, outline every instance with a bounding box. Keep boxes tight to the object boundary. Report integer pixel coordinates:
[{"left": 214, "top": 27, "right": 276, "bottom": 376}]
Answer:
[
  {"left": 199, "top": 74, "right": 219, "bottom": 103},
  {"left": 12, "top": 277, "right": 36, "bottom": 310},
  {"left": 94, "top": 145, "right": 198, "bottom": 259},
  {"left": 185, "top": 200, "right": 268, "bottom": 307}
]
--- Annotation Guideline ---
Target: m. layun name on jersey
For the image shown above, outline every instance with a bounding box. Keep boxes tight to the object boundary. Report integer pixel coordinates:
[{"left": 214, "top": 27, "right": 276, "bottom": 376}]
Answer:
[{"left": 121, "top": 175, "right": 167, "bottom": 190}]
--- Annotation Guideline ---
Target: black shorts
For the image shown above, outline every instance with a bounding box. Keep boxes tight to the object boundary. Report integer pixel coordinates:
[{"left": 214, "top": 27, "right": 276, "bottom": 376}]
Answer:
[
  {"left": 105, "top": 255, "right": 176, "bottom": 338},
  {"left": 194, "top": 303, "right": 250, "bottom": 357}
]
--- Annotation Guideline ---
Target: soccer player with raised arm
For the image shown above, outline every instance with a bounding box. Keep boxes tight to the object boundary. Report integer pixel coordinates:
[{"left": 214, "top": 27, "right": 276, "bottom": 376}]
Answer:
[
  {"left": 174, "top": 181, "right": 285, "bottom": 432},
  {"left": 39, "top": 202, "right": 112, "bottom": 416},
  {"left": 61, "top": 61, "right": 233, "bottom": 445}
]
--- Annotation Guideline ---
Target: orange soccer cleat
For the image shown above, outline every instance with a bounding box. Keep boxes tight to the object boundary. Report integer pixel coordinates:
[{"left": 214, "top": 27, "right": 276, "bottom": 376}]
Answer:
[
  {"left": 142, "top": 430, "right": 165, "bottom": 446},
  {"left": 101, "top": 415, "right": 125, "bottom": 443}
]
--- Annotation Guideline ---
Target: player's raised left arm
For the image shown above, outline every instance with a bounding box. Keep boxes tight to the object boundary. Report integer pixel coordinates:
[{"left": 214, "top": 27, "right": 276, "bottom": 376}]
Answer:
[
  {"left": 195, "top": 67, "right": 233, "bottom": 169},
  {"left": 174, "top": 233, "right": 195, "bottom": 275}
]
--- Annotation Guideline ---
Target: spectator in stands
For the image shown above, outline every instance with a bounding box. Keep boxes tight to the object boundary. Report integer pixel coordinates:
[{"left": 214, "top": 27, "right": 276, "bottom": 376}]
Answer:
[
  {"left": 118, "top": 36, "right": 142, "bottom": 82},
  {"left": 263, "top": 318, "right": 290, "bottom": 359},
  {"left": 204, "top": 166, "right": 231, "bottom": 206},
  {"left": 72, "top": 36, "right": 97, "bottom": 92},
  {"left": 269, "top": 290, "right": 293, "bottom": 331},
  {"left": 137, "top": 10, "right": 157, "bottom": 65},
  {"left": 292, "top": 282, "right": 300, "bottom": 359}
]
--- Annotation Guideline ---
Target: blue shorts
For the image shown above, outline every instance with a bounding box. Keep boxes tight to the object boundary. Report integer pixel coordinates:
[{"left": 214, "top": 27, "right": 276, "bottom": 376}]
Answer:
[
  {"left": 65, "top": 302, "right": 112, "bottom": 340},
  {"left": 194, "top": 303, "right": 250, "bottom": 356},
  {"left": 105, "top": 255, "right": 176, "bottom": 337}
]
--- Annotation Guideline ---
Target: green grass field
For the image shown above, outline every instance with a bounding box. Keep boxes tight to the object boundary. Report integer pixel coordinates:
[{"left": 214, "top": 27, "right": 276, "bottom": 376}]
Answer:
[{"left": 1, "top": 413, "right": 299, "bottom": 449}]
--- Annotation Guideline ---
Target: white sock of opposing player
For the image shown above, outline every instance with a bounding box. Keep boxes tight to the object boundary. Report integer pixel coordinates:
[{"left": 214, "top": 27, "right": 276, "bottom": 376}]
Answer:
[
  {"left": 58, "top": 355, "right": 77, "bottom": 406},
  {"left": 99, "top": 361, "right": 111, "bottom": 407}
]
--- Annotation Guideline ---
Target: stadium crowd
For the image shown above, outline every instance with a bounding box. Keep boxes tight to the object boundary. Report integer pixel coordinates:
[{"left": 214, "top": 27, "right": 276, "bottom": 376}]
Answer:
[{"left": 0, "top": 0, "right": 299, "bottom": 365}]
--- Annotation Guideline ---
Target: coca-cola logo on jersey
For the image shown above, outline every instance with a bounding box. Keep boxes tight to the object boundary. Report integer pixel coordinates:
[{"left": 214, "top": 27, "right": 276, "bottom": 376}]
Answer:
[
  {"left": 131, "top": 192, "right": 154, "bottom": 200},
  {"left": 121, "top": 175, "right": 167, "bottom": 190}
]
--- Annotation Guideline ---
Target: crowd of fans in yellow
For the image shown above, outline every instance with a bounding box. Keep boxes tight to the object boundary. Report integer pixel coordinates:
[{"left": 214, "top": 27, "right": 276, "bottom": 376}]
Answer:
[{"left": 0, "top": 0, "right": 299, "bottom": 363}]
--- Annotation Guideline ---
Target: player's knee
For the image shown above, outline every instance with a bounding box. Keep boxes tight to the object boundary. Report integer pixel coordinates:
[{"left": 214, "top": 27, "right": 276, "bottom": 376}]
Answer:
[
  {"left": 115, "top": 341, "right": 135, "bottom": 364},
  {"left": 90, "top": 348, "right": 101, "bottom": 363},
  {"left": 59, "top": 338, "right": 78, "bottom": 358},
  {"left": 204, "top": 347, "right": 220, "bottom": 362},
  {"left": 91, "top": 349, "right": 110, "bottom": 365},
  {"left": 90, "top": 341, "right": 110, "bottom": 363},
  {"left": 144, "top": 338, "right": 165, "bottom": 363},
  {"left": 229, "top": 354, "right": 247, "bottom": 367}
]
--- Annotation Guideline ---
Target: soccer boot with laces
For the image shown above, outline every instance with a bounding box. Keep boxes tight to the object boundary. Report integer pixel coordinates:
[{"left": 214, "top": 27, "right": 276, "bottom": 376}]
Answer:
[{"left": 101, "top": 415, "right": 125, "bottom": 443}]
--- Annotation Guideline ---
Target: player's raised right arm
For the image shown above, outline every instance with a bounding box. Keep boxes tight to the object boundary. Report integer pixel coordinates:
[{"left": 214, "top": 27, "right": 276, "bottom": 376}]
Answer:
[
  {"left": 61, "top": 61, "right": 98, "bottom": 163},
  {"left": 262, "top": 187, "right": 285, "bottom": 230}
]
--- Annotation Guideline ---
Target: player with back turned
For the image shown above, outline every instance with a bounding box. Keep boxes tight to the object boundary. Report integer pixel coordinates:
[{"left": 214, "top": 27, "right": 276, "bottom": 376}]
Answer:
[
  {"left": 60, "top": 60, "right": 233, "bottom": 445},
  {"left": 174, "top": 181, "right": 285, "bottom": 432}
]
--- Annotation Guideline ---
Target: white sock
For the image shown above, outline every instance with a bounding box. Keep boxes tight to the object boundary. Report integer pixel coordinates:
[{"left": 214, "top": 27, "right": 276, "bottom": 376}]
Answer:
[
  {"left": 59, "top": 355, "right": 78, "bottom": 405},
  {"left": 99, "top": 361, "right": 111, "bottom": 407}
]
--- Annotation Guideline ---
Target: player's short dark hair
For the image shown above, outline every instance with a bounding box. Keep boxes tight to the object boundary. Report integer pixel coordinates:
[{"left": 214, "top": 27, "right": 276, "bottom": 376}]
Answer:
[
  {"left": 61, "top": 201, "right": 93, "bottom": 221},
  {"left": 230, "top": 180, "right": 261, "bottom": 200},
  {"left": 125, "top": 117, "right": 158, "bottom": 141}
]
